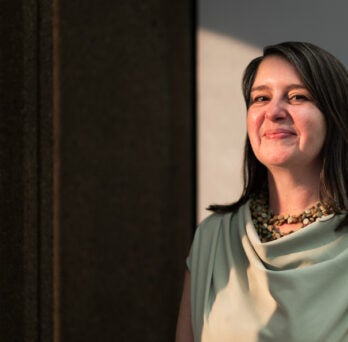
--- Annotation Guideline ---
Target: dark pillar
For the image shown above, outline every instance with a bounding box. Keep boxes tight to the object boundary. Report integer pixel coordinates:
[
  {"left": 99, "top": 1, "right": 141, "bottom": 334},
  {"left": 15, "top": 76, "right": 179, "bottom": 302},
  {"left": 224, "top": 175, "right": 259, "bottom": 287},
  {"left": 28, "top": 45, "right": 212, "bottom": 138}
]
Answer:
[
  {"left": 0, "top": 1, "right": 195, "bottom": 341},
  {"left": 0, "top": 1, "right": 54, "bottom": 341},
  {"left": 56, "top": 1, "right": 195, "bottom": 341}
]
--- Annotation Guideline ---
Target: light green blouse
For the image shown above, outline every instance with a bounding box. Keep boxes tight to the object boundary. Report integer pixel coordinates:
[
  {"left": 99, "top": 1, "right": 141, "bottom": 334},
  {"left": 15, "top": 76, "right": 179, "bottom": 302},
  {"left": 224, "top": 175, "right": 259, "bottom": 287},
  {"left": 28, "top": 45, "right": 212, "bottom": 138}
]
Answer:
[{"left": 187, "top": 202, "right": 348, "bottom": 342}]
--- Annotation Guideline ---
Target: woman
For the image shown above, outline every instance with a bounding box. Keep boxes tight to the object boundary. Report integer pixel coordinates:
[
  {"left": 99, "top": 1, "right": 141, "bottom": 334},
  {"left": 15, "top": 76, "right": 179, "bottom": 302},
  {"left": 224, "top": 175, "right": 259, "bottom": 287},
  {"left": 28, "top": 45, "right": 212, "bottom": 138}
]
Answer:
[{"left": 176, "top": 42, "right": 348, "bottom": 342}]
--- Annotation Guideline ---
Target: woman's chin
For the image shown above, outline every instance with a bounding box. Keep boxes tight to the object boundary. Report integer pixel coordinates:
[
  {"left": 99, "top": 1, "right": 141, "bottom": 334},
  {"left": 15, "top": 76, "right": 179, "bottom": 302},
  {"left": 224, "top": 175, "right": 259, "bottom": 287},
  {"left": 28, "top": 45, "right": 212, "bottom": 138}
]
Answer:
[{"left": 256, "top": 150, "right": 296, "bottom": 168}]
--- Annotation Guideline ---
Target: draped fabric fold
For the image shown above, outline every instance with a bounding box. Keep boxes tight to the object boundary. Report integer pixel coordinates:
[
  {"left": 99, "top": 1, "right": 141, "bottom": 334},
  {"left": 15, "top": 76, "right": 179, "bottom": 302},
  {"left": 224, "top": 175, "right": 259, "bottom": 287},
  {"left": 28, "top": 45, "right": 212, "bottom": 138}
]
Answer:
[{"left": 187, "top": 202, "right": 348, "bottom": 342}]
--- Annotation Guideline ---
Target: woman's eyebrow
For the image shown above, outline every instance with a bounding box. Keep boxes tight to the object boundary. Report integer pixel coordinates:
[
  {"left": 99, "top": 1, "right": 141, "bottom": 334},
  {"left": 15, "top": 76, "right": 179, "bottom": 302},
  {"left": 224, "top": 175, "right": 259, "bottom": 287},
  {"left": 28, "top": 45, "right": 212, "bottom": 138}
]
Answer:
[
  {"left": 250, "top": 85, "right": 271, "bottom": 93},
  {"left": 286, "top": 84, "right": 308, "bottom": 91},
  {"left": 251, "top": 84, "right": 307, "bottom": 93}
]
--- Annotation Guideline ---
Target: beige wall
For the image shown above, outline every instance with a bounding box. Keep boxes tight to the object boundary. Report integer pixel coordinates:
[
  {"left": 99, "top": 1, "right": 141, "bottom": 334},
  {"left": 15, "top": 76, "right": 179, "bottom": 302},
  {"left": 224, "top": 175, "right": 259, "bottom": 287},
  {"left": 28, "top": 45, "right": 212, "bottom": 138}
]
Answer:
[{"left": 197, "top": 30, "right": 260, "bottom": 221}]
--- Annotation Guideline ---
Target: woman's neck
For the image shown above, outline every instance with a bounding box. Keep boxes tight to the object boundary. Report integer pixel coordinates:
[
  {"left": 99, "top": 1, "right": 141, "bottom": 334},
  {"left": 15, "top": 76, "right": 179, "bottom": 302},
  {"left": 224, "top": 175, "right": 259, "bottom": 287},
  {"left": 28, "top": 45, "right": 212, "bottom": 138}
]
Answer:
[{"left": 267, "top": 167, "right": 321, "bottom": 215}]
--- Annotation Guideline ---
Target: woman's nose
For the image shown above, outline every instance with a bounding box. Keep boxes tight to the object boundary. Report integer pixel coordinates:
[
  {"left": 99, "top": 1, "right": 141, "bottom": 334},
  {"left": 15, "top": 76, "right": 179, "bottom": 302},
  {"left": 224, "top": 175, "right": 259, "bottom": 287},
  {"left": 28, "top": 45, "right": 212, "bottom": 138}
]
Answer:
[{"left": 265, "top": 100, "right": 287, "bottom": 121}]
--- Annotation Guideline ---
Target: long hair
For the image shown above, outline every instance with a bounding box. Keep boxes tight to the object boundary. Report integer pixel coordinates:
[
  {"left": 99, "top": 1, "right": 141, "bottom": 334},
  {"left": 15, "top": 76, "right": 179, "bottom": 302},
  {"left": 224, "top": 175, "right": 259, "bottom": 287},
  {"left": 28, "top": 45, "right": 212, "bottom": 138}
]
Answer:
[{"left": 209, "top": 42, "right": 348, "bottom": 217}]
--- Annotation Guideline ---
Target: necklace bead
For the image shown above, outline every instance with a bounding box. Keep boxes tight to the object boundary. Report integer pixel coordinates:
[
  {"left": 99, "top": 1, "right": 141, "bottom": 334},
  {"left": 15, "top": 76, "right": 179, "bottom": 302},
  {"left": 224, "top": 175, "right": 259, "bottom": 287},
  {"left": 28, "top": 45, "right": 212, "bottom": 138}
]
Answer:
[{"left": 250, "top": 193, "right": 335, "bottom": 243}]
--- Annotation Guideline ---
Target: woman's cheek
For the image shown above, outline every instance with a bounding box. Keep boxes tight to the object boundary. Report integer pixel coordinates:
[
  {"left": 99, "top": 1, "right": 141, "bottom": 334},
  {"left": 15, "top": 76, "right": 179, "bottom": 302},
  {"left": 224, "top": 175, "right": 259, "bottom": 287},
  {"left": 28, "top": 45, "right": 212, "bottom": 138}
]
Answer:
[{"left": 247, "top": 111, "right": 262, "bottom": 142}]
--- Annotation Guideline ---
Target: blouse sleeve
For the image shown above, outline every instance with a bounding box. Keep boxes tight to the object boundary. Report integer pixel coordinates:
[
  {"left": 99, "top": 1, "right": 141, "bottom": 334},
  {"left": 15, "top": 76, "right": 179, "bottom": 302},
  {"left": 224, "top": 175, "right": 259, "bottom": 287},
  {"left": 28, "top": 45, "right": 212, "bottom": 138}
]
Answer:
[{"left": 183, "top": 213, "right": 226, "bottom": 341}]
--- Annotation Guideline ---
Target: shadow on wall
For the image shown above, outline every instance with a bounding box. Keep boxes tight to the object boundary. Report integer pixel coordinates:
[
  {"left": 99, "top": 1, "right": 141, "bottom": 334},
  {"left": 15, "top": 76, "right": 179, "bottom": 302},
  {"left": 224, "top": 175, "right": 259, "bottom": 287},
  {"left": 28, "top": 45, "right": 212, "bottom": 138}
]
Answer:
[{"left": 200, "top": 0, "right": 348, "bottom": 66}]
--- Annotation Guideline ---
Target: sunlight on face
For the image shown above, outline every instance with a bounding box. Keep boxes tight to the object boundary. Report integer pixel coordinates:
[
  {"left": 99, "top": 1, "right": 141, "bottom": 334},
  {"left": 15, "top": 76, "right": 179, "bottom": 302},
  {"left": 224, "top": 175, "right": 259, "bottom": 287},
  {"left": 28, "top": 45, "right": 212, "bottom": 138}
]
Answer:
[{"left": 247, "top": 55, "right": 326, "bottom": 171}]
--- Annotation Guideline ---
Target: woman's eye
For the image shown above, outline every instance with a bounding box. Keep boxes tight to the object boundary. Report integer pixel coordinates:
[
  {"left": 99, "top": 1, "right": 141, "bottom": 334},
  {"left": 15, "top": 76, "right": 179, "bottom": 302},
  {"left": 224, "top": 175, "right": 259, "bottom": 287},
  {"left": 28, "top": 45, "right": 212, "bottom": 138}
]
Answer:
[
  {"left": 253, "top": 96, "right": 269, "bottom": 103},
  {"left": 289, "top": 94, "right": 309, "bottom": 102}
]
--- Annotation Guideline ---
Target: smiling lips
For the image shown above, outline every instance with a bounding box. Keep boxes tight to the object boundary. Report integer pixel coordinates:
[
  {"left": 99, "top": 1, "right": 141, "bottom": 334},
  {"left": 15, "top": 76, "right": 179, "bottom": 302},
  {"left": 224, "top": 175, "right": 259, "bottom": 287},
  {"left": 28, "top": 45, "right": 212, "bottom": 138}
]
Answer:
[{"left": 263, "top": 128, "right": 296, "bottom": 139}]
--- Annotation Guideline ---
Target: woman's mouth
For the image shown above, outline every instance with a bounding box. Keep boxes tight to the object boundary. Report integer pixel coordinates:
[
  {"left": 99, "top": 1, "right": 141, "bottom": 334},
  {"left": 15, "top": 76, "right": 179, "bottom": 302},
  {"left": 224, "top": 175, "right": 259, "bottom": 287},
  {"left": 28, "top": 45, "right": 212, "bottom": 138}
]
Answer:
[{"left": 263, "top": 128, "right": 296, "bottom": 139}]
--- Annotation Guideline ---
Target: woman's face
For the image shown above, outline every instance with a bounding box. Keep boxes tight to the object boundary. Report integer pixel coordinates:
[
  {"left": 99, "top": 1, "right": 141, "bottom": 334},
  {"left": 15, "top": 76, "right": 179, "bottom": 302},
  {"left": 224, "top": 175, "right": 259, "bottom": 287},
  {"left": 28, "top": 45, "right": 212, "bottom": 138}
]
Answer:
[{"left": 247, "top": 55, "right": 326, "bottom": 171}]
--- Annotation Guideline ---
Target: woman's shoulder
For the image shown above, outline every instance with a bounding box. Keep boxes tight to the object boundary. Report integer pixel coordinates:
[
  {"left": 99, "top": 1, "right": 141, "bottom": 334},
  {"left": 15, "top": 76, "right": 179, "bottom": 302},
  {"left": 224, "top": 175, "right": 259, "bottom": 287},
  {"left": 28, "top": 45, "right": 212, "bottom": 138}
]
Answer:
[
  {"left": 198, "top": 211, "right": 231, "bottom": 229},
  {"left": 194, "top": 209, "right": 238, "bottom": 241},
  {"left": 187, "top": 206, "right": 245, "bottom": 278}
]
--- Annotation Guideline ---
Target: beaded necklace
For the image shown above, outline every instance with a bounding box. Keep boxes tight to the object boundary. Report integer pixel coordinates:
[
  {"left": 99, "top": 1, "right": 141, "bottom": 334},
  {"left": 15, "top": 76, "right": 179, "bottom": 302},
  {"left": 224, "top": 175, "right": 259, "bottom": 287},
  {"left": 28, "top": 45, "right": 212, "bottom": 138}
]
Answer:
[{"left": 250, "top": 192, "right": 335, "bottom": 243}]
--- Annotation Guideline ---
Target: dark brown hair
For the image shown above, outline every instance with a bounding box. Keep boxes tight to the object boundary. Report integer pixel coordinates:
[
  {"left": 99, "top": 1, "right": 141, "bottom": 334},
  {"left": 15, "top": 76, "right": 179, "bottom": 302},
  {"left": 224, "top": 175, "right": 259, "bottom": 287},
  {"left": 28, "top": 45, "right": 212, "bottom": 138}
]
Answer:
[{"left": 209, "top": 42, "right": 348, "bottom": 217}]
